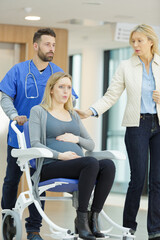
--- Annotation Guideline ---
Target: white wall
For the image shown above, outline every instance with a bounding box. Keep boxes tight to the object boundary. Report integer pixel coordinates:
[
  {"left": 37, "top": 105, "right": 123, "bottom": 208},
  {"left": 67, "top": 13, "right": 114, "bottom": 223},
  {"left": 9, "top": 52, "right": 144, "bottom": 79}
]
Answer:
[
  {"left": 80, "top": 47, "right": 103, "bottom": 150},
  {"left": 0, "top": 102, "right": 9, "bottom": 199},
  {"left": 0, "top": 43, "right": 20, "bottom": 202}
]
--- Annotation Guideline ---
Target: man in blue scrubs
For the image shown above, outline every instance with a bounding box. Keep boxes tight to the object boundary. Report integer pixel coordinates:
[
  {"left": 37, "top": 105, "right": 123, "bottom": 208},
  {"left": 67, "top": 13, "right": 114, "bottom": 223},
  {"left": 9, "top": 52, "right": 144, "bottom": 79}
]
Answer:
[{"left": 0, "top": 28, "right": 77, "bottom": 240}]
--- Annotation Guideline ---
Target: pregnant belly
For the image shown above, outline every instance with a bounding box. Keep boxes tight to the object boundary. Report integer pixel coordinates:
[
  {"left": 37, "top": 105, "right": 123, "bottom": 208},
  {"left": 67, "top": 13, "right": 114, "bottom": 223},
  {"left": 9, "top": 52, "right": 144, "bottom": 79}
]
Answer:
[{"left": 47, "top": 139, "right": 84, "bottom": 156}]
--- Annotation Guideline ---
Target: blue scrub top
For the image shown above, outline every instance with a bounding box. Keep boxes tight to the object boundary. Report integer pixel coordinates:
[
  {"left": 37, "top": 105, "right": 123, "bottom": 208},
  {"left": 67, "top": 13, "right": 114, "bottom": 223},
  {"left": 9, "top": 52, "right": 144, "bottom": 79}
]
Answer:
[{"left": 0, "top": 60, "right": 78, "bottom": 148}]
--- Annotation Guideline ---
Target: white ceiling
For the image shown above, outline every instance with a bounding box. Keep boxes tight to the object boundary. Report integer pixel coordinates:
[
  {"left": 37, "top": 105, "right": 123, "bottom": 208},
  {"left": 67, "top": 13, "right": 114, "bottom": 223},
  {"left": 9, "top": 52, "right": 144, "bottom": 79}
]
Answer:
[{"left": 0, "top": 0, "right": 160, "bottom": 52}]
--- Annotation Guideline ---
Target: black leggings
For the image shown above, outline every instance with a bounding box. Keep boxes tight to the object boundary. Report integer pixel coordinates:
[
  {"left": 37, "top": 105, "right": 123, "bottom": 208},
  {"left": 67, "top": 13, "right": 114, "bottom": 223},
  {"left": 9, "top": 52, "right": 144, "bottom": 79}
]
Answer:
[{"left": 41, "top": 157, "right": 115, "bottom": 213}]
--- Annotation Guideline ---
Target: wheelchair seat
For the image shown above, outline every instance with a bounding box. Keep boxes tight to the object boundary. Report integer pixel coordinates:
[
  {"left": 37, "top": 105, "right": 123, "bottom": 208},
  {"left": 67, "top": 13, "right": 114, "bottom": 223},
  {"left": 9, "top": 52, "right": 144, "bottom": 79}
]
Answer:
[{"left": 38, "top": 178, "right": 78, "bottom": 192}]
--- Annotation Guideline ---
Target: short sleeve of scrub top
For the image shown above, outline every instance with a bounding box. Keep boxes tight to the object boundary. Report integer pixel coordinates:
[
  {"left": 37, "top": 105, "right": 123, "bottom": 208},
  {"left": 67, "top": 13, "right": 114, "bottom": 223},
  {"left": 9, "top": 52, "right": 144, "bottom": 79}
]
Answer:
[{"left": 0, "top": 64, "right": 18, "bottom": 98}]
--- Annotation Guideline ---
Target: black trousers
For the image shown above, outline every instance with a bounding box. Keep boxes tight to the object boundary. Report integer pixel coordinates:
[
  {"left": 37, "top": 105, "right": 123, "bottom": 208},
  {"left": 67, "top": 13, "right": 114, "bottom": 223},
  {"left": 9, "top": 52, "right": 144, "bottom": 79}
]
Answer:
[
  {"left": 123, "top": 114, "right": 160, "bottom": 236},
  {"left": 41, "top": 156, "right": 115, "bottom": 213}
]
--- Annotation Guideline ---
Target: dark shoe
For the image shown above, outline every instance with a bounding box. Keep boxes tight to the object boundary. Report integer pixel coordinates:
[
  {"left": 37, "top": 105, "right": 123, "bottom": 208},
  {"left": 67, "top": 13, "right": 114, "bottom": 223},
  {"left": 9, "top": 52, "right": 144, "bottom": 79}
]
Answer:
[
  {"left": 149, "top": 237, "right": 160, "bottom": 240},
  {"left": 75, "top": 211, "right": 96, "bottom": 240},
  {"left": 27, "top": 232, "right": 43, "bottom": 240},
  {"left": 2, "top": 215, "right": 16, "bottom": 239},
  {"left": 89, "top": 211, "right": 105, "bottom": 238},
  {"left": 129, "top": 228, "right": 135, "bottom": 235}
]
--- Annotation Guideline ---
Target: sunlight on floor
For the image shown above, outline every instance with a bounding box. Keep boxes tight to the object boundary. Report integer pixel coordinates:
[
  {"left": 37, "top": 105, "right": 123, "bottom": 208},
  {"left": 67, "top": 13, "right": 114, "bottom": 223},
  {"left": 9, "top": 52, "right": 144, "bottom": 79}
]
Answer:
[{"left": 0, "top": 194, "right": 148, "bottom": 240}]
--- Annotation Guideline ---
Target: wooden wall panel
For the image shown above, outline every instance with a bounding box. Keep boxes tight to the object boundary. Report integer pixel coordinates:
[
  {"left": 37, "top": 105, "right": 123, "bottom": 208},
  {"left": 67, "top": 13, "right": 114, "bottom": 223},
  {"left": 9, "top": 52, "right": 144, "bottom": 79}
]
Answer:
[{"left": 0, "top": 24, "right": 68, "bottom": 71}]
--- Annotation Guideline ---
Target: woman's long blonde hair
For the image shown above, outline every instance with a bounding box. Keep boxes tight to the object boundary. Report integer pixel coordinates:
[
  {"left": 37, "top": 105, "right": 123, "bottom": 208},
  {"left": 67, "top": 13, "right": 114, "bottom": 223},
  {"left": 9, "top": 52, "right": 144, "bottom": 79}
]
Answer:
[
  {"left": 40, "top": 72, "right": 73, "bottom": 111},
  {"left": 129, "top": 24, "right": 160, "bottom": 55}
]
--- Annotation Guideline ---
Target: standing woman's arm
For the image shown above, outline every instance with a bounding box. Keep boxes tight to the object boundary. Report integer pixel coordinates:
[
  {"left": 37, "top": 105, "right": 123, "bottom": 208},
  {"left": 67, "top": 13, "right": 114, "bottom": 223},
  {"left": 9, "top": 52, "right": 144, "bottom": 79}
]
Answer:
[
  {"left": 91, "top": 62, "right": 125, "bottom": 116},
  {"left": 76, "top": 62, "right": 125, "bottom": 119}
]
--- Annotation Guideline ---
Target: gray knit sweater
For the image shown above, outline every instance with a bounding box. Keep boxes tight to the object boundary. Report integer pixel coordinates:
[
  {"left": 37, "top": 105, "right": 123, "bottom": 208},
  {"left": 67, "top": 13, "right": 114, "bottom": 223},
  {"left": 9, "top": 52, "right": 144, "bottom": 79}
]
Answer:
[{"left": 29, "top": 105, "right": 95, "bottom": 201}]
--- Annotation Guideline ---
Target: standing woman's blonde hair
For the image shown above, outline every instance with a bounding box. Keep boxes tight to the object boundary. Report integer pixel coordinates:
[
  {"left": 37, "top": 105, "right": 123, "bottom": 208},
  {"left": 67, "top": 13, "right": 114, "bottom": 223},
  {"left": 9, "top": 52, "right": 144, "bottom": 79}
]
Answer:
[
  {"left": 40, "top": 72, "right": 73, "bottom": 111},
  {"left": 129, "top": 24, "right": 160, "bottom": 55}
]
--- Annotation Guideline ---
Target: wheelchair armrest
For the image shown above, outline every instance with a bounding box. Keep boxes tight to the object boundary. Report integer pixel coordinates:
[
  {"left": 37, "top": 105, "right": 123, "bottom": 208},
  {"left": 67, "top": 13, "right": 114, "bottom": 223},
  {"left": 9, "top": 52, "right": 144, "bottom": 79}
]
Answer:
[
  {"left": 11, "top": 147, "right": 53, "bottom": 159},
  {"left": 85, "top": 150, "right": 126, "bottom": 160}
]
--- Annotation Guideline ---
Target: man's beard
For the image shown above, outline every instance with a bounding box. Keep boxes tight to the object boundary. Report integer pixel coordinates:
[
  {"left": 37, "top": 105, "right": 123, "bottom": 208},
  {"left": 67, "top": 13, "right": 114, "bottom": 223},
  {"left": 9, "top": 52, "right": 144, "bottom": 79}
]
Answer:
[{"left": 38, "top": 48, "right": 54, "bottom": 62}]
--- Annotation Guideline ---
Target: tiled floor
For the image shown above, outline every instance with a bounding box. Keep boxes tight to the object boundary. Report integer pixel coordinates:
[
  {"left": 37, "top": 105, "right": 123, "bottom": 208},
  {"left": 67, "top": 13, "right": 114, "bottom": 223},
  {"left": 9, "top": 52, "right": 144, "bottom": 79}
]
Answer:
[{"left": 1, "top": 194, "right": 148, "bottom": 240}]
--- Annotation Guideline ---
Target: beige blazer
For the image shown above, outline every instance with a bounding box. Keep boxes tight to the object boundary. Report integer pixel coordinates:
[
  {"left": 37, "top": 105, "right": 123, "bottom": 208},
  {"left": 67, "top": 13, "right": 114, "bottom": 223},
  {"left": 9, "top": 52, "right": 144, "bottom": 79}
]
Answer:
[{"left": 91, "top": 54, "right": 160, "bottom": 127}]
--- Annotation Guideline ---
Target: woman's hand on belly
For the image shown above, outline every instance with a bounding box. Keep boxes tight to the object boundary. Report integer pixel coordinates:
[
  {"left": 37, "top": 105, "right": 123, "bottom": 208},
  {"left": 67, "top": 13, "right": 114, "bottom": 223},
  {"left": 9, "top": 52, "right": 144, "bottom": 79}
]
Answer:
[
  {"left": 58, "top": 151, "right": 81, "bottom": 160},
  {"left": 153, "top": 90, "right": 160, "bottom": 104},
  {"left": 56, "top": 133, "right": 79, "bottom": 143}
]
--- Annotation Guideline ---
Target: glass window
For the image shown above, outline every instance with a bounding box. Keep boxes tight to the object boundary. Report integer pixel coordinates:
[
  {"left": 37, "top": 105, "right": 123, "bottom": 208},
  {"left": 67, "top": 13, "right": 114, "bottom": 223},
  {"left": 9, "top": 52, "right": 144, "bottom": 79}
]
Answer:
[
  {"left": 103, "top": 47, "right": 133, "bottom": 194},
  {"left": 69, "top": 54, "right": 82, "bottom": 108}
]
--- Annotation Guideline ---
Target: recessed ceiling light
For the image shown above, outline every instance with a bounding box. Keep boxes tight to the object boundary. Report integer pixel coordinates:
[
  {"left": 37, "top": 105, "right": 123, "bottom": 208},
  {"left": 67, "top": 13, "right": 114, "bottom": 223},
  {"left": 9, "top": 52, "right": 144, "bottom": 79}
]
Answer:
[
  {"left": 58, "top": 18, "right": 104, "bottom": 26},
  {"left": 82, "top": 0, "right": 103, "bottom": 5},
  {"left": 25, "top": 16, "right": 41, "bottom": 21}
]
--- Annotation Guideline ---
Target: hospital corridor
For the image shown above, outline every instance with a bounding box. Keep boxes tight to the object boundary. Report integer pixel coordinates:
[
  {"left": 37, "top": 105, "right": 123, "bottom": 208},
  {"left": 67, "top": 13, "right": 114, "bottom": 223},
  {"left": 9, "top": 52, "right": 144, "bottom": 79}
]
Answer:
[{"left": 0, "top": 1, "right": 159, "bottom": 239}]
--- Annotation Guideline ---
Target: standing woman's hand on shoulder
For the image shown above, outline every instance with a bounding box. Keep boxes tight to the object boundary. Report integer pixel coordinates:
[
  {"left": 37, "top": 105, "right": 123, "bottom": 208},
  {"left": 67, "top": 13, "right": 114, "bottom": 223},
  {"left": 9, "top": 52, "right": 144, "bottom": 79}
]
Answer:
[
  {"left": 153, "top": 90, "right": 160, "bottom": 104},
  {"left": 75, "top": 109, "right": 93, "bottom": 119}
]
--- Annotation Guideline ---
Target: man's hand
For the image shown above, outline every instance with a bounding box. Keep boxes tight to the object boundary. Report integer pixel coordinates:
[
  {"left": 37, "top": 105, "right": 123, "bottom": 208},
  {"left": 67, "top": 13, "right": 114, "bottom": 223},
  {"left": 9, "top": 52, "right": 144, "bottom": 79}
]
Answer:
[
  {"left": 75, "top": 109, "right": 92, "bottom": 119},
  {"left": 58, "top": 151, "right": 80, "bottom": 160},
  {"left": 13, "top": 115, "right": 27, "bottom": 126},
  {"left": 153, "top": 90, "right": 160, "bottom": 104},
  {"left": 56, "top": 133, "right": 79, "bottom": 143}
]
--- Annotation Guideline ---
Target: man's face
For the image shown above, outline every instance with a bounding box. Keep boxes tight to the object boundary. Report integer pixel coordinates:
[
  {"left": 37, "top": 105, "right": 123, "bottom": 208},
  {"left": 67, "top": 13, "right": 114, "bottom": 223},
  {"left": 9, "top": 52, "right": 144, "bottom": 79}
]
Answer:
[{"left": 35, "top": 35, "right": 56, "bottom": 62}]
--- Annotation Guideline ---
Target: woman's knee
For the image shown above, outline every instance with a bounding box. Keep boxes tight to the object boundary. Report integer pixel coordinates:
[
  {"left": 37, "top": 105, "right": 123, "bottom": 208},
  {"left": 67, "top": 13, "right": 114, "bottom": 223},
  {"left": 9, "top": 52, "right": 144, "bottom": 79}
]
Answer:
[
  {"left": 84, "top": 156, "right": 99, "bottom": 171},
  {"left": 100, "top": 159, "right": 116, "bottom": 175}
]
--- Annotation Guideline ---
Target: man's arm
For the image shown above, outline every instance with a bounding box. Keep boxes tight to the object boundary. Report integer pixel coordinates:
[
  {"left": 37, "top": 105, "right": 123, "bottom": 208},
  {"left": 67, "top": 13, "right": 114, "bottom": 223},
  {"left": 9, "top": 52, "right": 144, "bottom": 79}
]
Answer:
[
  {"left": 1, "top": 92, "right": 18, "bottom": 120},
  {"left": 1, "top": 92, "right": 27, "bottom": 125}
]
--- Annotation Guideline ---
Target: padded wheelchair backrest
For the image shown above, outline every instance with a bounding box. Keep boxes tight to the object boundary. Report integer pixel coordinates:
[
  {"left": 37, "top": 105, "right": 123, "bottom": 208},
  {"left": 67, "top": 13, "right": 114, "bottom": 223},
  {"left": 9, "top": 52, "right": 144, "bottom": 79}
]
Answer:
[{"left": 23, "top": 121, "right": 36, "bottom": 169}]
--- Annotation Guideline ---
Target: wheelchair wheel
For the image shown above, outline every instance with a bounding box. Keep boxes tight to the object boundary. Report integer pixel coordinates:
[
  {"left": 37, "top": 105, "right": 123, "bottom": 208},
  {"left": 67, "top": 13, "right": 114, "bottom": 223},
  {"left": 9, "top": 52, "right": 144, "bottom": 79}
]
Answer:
[{"left": 2, "top": 210, "right": 22, "bottom": 240}]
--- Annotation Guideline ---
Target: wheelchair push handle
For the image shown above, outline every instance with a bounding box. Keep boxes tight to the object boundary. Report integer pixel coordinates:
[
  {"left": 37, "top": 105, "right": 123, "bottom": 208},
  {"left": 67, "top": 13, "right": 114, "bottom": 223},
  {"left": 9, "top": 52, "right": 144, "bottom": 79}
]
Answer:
[{"left": 11, "top": 120, "right": 26, "bottom": 149}]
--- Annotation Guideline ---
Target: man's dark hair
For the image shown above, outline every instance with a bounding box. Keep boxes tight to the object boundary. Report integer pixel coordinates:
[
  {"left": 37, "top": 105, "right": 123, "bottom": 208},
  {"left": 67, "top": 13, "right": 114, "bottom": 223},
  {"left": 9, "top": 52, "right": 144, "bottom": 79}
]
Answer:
[{"left": 33, "top": 28, "right": 56, "bottom": 43}]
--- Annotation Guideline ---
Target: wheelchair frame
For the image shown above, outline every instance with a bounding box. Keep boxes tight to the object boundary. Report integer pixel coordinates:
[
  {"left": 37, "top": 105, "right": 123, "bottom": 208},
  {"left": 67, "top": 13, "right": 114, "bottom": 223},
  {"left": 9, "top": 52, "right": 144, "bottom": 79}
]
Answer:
[{"left": 1, "top": 121, "right": 135, "bottom": 240}]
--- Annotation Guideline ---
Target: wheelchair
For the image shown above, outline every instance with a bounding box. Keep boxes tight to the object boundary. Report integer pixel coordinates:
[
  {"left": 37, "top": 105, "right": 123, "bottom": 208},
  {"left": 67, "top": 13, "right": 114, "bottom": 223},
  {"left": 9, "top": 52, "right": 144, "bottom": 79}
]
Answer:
[{"left": 1, "top": 121, "right": 135, "bottom": 240}]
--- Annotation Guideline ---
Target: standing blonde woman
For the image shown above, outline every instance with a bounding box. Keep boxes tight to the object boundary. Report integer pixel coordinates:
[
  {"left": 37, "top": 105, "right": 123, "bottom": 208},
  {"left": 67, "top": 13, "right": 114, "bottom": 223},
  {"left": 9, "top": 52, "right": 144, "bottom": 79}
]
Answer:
[
  {"left": 76, "top": 24, "right": 160, "bottom": 240},
  {"left": 29, "top": 72, "right": 115, "bottom": 240}
]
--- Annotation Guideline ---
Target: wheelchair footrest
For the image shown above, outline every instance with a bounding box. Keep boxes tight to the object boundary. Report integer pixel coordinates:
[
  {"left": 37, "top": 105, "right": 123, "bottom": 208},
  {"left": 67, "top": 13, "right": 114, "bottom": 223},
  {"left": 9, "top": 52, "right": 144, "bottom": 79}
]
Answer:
[{"left": 45, "top": 232, "right": 78, "bottom": 240}]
